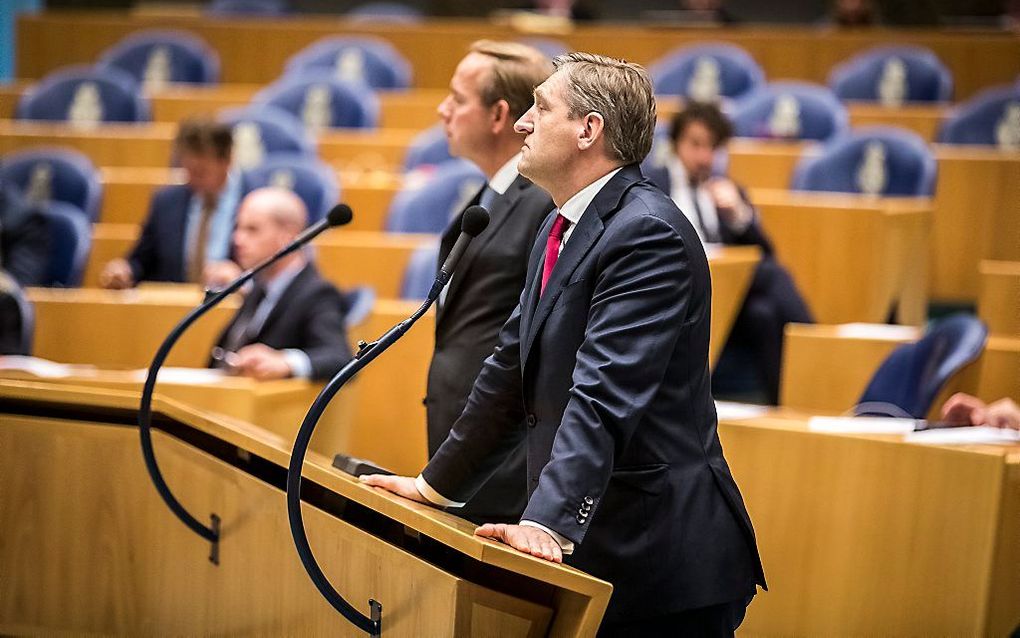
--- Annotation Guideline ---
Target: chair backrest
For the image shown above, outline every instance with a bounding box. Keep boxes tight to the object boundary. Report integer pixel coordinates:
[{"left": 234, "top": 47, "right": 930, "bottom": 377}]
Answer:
[
  {"left": 731, "top": 81, "right": 849, "bottom": 142},
  {"left": 828, "top": 45, "right": 953, "bottom": 105},
  {"left": 386, "top": 160, "right": 485, "bottom": 233},
  {"left": 855, "top": 314, "right": 988, "bottom": 418},
  {"left": 516, "top": 37, "right": 570, "bottom": 59},
  {"left": 937, "top": 84, "right": 1020, "bottom": 149},
  {"left": 0, "top": 273, "right": 34, "bottom": 355},
  {"left": 0, "top": 148, "right": 102, "bottom": 222},
  {"left": 346, "top": 3, "right": 424, "bottom": 24},
  {"left": 284, "top": 36, "right": 412, "bottom": 90},
  {"left": 218, "top": 105, "right": 316, "bottom": 170},
  {"left": 238, "top": 153, "right": 340, "bottom": 224},
  {"left": 791, "top": 126, "right": 936, "bottom": 197},
  {"left": 341, "top": 285, "right": 376, "bottom": 329},
  {"left": 40, "top": 201, "right": 92, "bottom": 287},
  {"left": 205, "top": 0, "right": 286, "bottom": 16},
  {"left": 254, "top": 73, "right": 379, "bottom": 133},
  {"left": 16, "top": 65, "right": 151, "bottom": 125},
  {"left": 650, "top": 43, "right": 765, "bottom": 102},
  {"left": 400, "top": 242, "right": 439, "bottom": 299},
  {"left": 402, "top": 124, "right": 453, "bottom": 171},
  {"left": 97, "top": 29, "right": 220, "bottom": 88}
]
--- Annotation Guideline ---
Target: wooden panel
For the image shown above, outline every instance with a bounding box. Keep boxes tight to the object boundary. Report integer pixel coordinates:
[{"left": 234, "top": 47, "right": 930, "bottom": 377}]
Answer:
[
  {"left": 720, "top": 415, "right": 1020, "bottom": 636},
  {"left": 979, "top": 260, "right": 1020, "bottom": 336},
  {"left": 751, "top": 190, "right": 930, "bottom": 325},
  {"left": 16, "top": 14, "right": 1020, "bottom": 98},
  {"left": 976, "top": 336, "right": 1020, "bottom": 402}
]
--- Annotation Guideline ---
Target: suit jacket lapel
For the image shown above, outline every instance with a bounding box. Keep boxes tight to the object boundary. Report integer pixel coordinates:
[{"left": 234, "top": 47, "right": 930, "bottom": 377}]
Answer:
[
  {"left": 253, "top": 262, "right": 313, "bottom": 341},
  {"left": 443, "top": 175, "right": 527, "bottom": 307},
  {"left": 520, "top": 164, "right": 645, "bottom": 369}
]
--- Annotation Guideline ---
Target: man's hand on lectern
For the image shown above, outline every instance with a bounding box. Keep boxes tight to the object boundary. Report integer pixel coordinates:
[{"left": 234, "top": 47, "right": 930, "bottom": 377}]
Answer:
[
  {"left": 359, "top": 474, "right": 429, "bottom": 504},
  {"left": 475, "top": 524, "right": 563, "bottom": 563}
]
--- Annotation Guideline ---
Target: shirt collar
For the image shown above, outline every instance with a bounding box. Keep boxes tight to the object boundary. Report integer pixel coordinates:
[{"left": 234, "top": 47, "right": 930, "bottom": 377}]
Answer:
[
  {"left": 260, "top": 259, "right": 305, "bottom": 302},
  {"left": 557, "top": 167, "right": 624, "bottom": 225},
  {"left": 487, "top": 152, "right": 522, "bottom": 195}
]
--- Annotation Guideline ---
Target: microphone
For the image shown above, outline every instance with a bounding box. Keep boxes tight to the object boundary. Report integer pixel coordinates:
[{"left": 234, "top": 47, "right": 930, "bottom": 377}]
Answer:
[
  {"left": 429, "top": 204, "right": 490, "bottom": 300},
  {"left": 136, "top": 203, "right": 353, "bottom": 559}
]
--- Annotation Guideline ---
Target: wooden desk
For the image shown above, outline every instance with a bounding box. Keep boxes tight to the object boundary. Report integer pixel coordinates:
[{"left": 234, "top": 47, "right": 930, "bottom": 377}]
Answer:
[
  {"left": 730, "top": 142, "right": 1020, "bottom": 303},
  {"left": 719, "top": 411, "right": 1020, "bottom": 636},
  {"left": 0, "top": 382, "right": 611, "bottom": 635},
  {"left": 751, "top": 189, "right": 930, "bottom": 325},
  {"left": 979, "top": 260, "right": 1020, "bottom": 335},
  {"left": 780, "top": 323, "right": 1020, "bottom": 414},
  {"left": 18, "top": 13, "right": 1020, "bottom": 98}
]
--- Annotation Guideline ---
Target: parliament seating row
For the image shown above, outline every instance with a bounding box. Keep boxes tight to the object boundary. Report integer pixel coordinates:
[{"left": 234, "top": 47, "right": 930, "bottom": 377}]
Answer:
[{"left": 17, "top": 13, "right": 1020, "bottom": 100}]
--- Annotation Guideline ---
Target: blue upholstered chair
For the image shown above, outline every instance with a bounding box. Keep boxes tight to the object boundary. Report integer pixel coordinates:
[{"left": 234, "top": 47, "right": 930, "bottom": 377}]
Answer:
[
  {"left": 855, "top": 315, "right": 988, "bottom": 418},
  {"left": 97, "top": 29, "right": 220, "bottom": 86},
  {"left": 731, "top": 81, "right": 848, "bottom": 142},
  {"left": 1, "top": 277, "right": 34, "bottom": 355},
  {"left": 0, "top": 148, "right": 102, "bottom": 222},
  {"left": 400, "top": 242, "right": 439, "bottom": 299},
  {"left": 239, "top": 154, "right": 340, "bottom": 224},
  {"left": 284, "top": 36, "right": 412, "bottom": 90},
  {"left": 254, "top": 73, "right": 379, "bottom": 130},
  {"left": 386, "top": 160, "right": 485, "bottom": 234},
  {"left": 828, "top": 45, "right": 953, "bottom": 105},
  {"left": 402, "top": 124, "right": 453, "bottom": 172},
  {"left": 937, "top": 85, "right": 1020, "bottom": 148},
  {"left": 650, "top": 43, "right": 764, "bottom": 102},
  {"left": 346, "top": 3, "right": 424, "bottom": 23},
  {"left": 205, "top": 0, "right": 286, "bottom": 16},
  {"left": 218, "top": 105, "right": 316, "bottom": 170},
  {"left": 791, "top": 127, "right": 936, "bottom": 197},
  {"left": 41, "top": 201, "right": 92, "bottom": 287},
  {"left": 16, "top": 65, "right": 150, "bottom": 124},
  {"left": 341, "top": 286, "right": 376, "bottom": 329}
]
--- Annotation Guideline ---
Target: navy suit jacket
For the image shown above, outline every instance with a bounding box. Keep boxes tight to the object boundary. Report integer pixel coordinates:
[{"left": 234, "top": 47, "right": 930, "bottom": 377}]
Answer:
[
  {"left": 127, "top": 184, "right": 194, "bottom": 283},
  {"left": 426, "top": 175, "right": 554, "bottom": 523},
  {"left": 423, "top": 164, "right": 766, "bottom": 621},
  {"left": 210, "top": 263, "right": 351, "bottom": 380}
]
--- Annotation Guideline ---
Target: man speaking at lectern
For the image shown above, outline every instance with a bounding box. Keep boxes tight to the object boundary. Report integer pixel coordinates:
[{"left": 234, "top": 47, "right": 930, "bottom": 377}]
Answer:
[{"left": 363, "top": 53, "right": 765, "bottom": 635}]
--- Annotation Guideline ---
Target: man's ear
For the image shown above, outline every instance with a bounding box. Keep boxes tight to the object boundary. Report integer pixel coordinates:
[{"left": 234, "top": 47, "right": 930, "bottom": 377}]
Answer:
[
  {"left": 578, "top": 112, "right": 605, "bottom": 151},
  {"left": 491, "top": 99, "right": 511, "bottom": 134}
]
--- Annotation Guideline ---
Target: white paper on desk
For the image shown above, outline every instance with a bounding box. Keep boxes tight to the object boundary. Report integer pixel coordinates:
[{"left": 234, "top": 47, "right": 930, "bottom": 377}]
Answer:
[
  {"left": 128, "top": 367, "right": 227, "bottom": 385},
  {"left": 808, "top": 416, "right": 919, "bottom": 434},
  {"left": 715, "top": 401, "right": 768, "bottom": 420},
  {"left": 835, "top": 323, "right": 920, "bottom": 340},
  {"left": 905, "top": 426, "right": 1020, "bottom": 445},
  {"left": 0, "top": 355, "right": 92, "bottom": 378}
]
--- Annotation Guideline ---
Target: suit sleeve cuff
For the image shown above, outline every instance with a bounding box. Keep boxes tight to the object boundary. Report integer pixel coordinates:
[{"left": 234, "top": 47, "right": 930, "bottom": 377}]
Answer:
[
  {"left": 520, "top": 520, "right": 575, "bottom": 555},
  {"left": 282, "top": 349, "right": 312, "bottom": 379},
  {"left": 414, "top": 474, "right": 466, "bottom": 508}
]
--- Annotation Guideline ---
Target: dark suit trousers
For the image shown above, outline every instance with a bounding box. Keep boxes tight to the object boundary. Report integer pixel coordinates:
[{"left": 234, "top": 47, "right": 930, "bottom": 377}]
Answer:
[
  {"left": 723, "top": 258, "right": 813, "bottom": 404},
  {"left": 597, "top": 596, "right": 752, "bottom": 637}
]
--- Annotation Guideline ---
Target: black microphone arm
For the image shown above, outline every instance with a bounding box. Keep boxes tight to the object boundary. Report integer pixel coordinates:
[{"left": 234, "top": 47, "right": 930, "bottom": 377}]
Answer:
[
  {"left": 286, "top": 204, "right": 490, "bottom": 637},
  {"left": 137, "top": 204, "right": 353, "bottom": 563}
]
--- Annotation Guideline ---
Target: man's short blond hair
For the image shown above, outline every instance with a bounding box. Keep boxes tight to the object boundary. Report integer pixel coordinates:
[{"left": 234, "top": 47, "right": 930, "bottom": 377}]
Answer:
[
  {"left": 469, "top": 40, "right": 554, "bottom": 122},
  {"left": 551, "top": 52, "right": 656, "bottom": 165}
]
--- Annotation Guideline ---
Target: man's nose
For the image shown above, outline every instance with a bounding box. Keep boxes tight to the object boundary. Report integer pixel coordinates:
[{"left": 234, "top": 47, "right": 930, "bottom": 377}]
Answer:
[{"left": 514, "top": 113, "right": 534, "bottom": 135}]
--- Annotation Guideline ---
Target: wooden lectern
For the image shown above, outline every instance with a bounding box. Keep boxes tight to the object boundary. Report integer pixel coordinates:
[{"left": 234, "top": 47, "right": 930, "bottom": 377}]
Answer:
[{"left": 0, "top": 381, "right": 611, "bottom": 636}]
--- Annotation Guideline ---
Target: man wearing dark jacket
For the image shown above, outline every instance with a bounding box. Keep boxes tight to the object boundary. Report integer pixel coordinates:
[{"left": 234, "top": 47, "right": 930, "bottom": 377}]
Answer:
[
  {"left": 425, "top": 41, "right": 555, "bottom": 524},
  {"left": 209, "top": 187, "right": 350, "bottom": 381}
]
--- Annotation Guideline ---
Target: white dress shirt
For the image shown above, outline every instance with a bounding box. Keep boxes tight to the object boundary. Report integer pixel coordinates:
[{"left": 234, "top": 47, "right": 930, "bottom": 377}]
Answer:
[{"left": 415, "top": 166, "right": 626, "bottom": 555}]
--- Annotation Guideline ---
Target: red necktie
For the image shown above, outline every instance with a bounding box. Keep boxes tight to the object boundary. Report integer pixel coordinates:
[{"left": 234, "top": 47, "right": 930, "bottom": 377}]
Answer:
[{"left": 541, "top": 213, "right": 569, "bottom": 295}]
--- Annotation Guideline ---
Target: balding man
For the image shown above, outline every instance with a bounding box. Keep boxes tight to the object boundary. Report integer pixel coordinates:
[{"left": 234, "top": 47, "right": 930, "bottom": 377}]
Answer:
[{"left": 209, "top": 187, "right": 351, "bottom": 381}]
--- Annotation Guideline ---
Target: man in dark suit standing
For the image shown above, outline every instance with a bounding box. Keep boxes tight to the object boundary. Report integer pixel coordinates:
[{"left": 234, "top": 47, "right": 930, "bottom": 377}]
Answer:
[
  {"left": 364, "top": 53, "right": 765, "bottom": 634},
  {"left": 426, "top": 40, "right": 555, "bottom": 524},
  {"left": 209, "top": 187, "right": 350, "bottom": 381},
  {"left": 100, "top": 118, "right": 243, "bottom": 290},
  {"left": 652, "top": 103, "right": 813, "bottom": 404}
]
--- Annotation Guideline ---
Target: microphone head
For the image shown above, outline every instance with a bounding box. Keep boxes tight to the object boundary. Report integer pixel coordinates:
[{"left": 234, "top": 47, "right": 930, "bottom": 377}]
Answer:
[
  {"left": 326, "top": 203, "right": 354, "bottom": 227},
  {"left": 461, "top": 205, "right": 490, "bottom": 238}
]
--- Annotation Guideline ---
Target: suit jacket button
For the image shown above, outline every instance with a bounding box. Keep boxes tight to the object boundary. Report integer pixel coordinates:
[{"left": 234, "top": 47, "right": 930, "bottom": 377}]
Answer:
[
  {"left": 581, "top": 503, "right": 591, "bottom": 512},
  {"left": 526, "top": 414, "right": 537, "bottom": 427},
  {"left": 583, "top": 496, "right": 594, "bottom": 505},
  {"left": 576, "top": 515, "right": 586, "bottom": 524}
]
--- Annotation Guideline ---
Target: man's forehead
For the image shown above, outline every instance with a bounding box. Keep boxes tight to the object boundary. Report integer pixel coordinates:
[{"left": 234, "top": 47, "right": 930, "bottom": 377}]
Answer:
[{"left": 534, "top": 72, "right": 565, "bottom": 102}]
